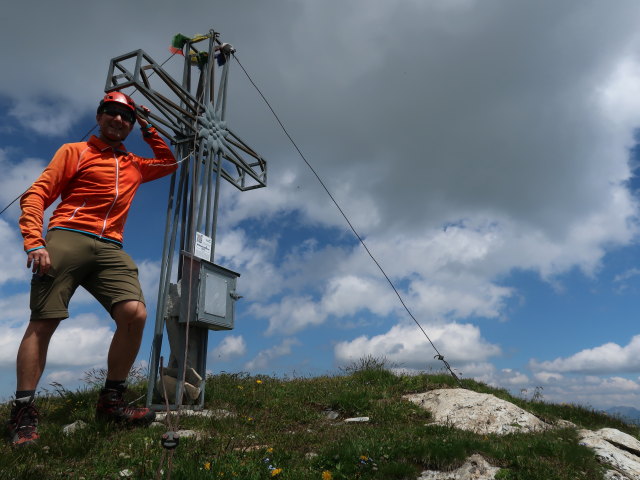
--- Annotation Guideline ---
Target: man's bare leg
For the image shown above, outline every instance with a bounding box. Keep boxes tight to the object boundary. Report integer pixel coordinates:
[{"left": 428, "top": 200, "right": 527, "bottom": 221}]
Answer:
[
  {"left": 16, "top": 319, "right": 62, "bottom": 391},
  {"left": 107, "top": 300, "right": 147, "bottom": 381},
  {"left": 97, "top": 300, "right": 154, "bottom": 426}
]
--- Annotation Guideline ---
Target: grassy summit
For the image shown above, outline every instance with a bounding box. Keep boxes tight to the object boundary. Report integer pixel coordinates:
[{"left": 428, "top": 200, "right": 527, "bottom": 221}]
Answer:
[{"left": 0, "top": 359, "right": 636, "bottom": 479}]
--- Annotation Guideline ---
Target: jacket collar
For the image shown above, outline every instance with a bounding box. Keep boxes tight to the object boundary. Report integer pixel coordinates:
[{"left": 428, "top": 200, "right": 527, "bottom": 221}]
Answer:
[{"left": 89, "top": 135, "right": 129, "bottom": 154}]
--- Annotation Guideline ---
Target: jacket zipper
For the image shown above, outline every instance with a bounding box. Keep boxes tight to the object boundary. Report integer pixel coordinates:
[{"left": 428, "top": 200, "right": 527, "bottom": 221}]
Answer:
[
  {"left": 100, "top": 152, "right": 119, "bottom": 237},
  {"left": 68, "top": 200, "right": 86, "bottom": 220}
]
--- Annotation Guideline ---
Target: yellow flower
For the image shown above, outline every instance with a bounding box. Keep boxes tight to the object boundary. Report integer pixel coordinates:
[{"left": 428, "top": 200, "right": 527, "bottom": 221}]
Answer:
[
  {"left": 322, "top": 471, "right": 333, "bottom": 480},
  {"left": 360, "top": 455, "right": 368, "bottom": 461},
  {"left": 267, "top": 447, "right": 274, "bottom": 453},
  {"left": 204, "top": 462, "right": 211, "bottom": 470},
  {"left": 256, "top": 379, "right": 263, "bottom": 384},
  {"left": 271, "top": 468, "right": 283, "bottom": 476}
]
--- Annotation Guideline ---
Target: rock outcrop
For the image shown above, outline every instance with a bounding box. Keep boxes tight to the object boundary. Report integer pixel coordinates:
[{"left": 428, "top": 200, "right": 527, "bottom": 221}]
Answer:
[
  {"left": 404, "top": 388, "right": 550, "bottom": 435},
  {"left": 405, "top": 388, "right": 640, "bottom": 479},
  {"left": 417, "top": 454, "right": 500, "bottom": 480},
  {"left": 578, "top": 428, "right": 640, "bottom": 479}
]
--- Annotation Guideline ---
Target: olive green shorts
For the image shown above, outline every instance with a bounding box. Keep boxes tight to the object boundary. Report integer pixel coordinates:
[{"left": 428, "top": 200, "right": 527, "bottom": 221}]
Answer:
[{"left": 29, "top": 229, "right": 145, "bottom": 320}]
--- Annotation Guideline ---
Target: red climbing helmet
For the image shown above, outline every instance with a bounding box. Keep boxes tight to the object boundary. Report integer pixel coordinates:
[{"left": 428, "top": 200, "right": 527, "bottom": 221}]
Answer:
[{"left": 98, "top": 92, "right": 136, "bottom": 113}]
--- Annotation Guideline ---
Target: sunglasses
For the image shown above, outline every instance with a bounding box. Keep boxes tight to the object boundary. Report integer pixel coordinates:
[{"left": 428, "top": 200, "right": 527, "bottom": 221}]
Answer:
[{"left": 101, "top": 107, "right": 136, "bottom": 124}]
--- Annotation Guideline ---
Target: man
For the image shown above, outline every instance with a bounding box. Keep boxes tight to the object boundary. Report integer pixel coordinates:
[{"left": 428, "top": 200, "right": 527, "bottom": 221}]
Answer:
[{"left": 7, "top": 92, "right": 178, "bottom": 447}]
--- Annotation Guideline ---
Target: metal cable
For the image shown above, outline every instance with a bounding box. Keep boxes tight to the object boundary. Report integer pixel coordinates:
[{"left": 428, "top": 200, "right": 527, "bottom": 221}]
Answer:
[{"left": 233, "top": 53, "right": 462, "bottom": 385}]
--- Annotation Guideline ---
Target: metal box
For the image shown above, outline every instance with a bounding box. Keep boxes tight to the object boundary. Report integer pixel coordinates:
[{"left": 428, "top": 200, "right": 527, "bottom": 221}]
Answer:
[{"left": 179, "top": 252, "right": 241, "bottom": 330}]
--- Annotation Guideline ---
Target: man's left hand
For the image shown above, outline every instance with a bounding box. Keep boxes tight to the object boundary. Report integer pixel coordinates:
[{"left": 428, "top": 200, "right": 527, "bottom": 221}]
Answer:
[{"left": 136, "top": 105, "right": 151, "bottom": 129}]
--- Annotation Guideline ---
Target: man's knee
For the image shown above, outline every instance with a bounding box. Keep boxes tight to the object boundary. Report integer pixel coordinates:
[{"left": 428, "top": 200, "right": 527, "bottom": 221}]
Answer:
[
  {"left": 24, "top": 318, "right": 62, "bottom": 338},
  {"left": 112, "top": 301, "right": 147, "bottom": 329}
]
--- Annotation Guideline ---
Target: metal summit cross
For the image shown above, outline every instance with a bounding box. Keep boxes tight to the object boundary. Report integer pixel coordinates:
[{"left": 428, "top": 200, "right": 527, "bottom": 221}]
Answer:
[{"left": 103, "top": 30, "right": 267, "bottom": 410}]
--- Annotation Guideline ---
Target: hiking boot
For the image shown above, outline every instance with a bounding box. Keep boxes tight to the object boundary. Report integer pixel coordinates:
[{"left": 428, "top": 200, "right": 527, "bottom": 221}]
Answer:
[
  {"left": 95, "top": 386, "right": 155, "bottom": 426},
  {"left": 7, "top": 399, "right": 39, "bottom": 447}
]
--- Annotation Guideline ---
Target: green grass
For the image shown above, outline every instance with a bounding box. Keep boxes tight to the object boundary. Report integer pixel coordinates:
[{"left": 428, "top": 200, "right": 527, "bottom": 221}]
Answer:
[{"left": 0, "top": 362, "right": 637, "bottom": 480}]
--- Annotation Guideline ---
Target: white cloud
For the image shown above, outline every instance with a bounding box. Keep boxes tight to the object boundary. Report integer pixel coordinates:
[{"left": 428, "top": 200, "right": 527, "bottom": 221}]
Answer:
[
  {"left": 0, "top": 306, "right": 113, "bottom": 373},
  {"left": 0, "top": 149, "right": 46, "bottom": 218},
  {"left": 137, "top": 258, "right": 161, "bottom": 309},
  {"left": 533, "top": 372, "right": 564, "bottom": 383},
  {"left": 535, "top": 375, "right": 640, "bottom": 409},
  {"left": 210, "top": 335, "right": 247, "bottom": 362},
  {"left": 499, "top": 369, "right": 531, "bottom": 386},
  {"left": 215, "top": 229, "right": 284, "bottom": 300},
  {"left": 322, "top": 275, "right": 396, "bottom": 318},
  {"left": 0, "top": 326, "right": 27, "bottom": 369},
  {"left": 334, "top": 323, "right": 501, "bottom": 371},
  {"left": 461, "top": 367, "right": 640, "bottom": 410},
  {"left": 530, "top": 335, "right": 640, "bottom": 375},
  {"left": 0, "top": 219, "right": 29, "bottom": 285},
  {"left": 43, "top": 370, "right": 81, "bottom": 387},
  {"left": 47, "top": 313, "right": 113, "bottom": 368},
  {"left": 9, "top": 98, "right": 80, "bottom": 137},
  {"left": 614, "top": 268, "right": 640, "bottom": 283},
  {"left": 252, "top": 296, "right": 327, "bottom": 336},
  {"left": 245, "top": 338, "right": 301, "bottom": 371},
  {"left": 0, "top": 293, "right": 31, "bottom": 368}
]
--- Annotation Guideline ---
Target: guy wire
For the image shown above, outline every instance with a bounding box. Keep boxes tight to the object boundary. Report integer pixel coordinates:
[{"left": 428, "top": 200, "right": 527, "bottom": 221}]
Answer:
[{"left": 233, "top": 53, "right": 462, "bottom": 385}]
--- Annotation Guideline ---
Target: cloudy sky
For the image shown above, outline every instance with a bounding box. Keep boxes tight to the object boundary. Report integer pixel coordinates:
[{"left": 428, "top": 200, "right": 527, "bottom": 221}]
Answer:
[{"left": 2, "top": 0, "right": 640, "bottom": 409}]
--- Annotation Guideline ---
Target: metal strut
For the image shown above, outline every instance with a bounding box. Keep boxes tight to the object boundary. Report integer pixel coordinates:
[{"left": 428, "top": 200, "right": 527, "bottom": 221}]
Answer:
[{"left": 104, "top": 29, "right": 268, "bottom": 411}]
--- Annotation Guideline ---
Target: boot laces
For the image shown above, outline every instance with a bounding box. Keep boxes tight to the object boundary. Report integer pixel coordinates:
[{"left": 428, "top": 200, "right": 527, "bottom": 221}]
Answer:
[{"left": 12, "top": 403, "right": 38, "bottom": 435}]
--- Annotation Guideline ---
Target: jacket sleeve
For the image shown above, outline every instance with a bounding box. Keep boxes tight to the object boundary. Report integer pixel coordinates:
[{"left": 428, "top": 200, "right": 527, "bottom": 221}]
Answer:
[
  {"left": 19, "top": 144, "right": 78, "bottom": 252},
  {"left": 135, "top": 128, "right": 178, "bottom": 183}
]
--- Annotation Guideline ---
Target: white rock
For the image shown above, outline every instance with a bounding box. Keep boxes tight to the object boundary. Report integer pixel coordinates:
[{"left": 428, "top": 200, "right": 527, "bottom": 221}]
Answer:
[
  {"left": 603, "top": 470, "right": 632, "bottom": 480},
  {"left": 554, "top": 419, "right": 577, "bottom": 429},
  {"left": 324, "top": 410, "right": 340, "bottom": 420},
  {"left": 593, "top": 428, "right": 640, "bottom": 455},
  {"left": 175, "top": 429, "right": 203, "bottom": 440},
  {"left": 158, "top": 375, "right": 201, "bottom": 402},
  {"left": 119, "top": 469, "right": 133, "bottom": 478},
  {"left": 578, "top": 428, "right": 640, "bottom": 477},
  {"left": 417, "top": 454, "right": 500, "bottom": 480},
  {"left": 62, "top": 420, "right": 88, "bottom": 435},
  {"left": 404, "top": 389, "right": 549, "bottom": 435},
  {"left": 344, "top": 417, "right": 370, "bottom": 423},
  {"left": 155, "top": 408, "right": 234, "bottom": 422}
]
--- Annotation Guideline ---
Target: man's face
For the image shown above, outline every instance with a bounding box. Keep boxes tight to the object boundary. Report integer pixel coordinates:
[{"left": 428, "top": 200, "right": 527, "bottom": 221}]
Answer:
[{"left": 96, "top": 104, "right": 136, "bottom": 143}]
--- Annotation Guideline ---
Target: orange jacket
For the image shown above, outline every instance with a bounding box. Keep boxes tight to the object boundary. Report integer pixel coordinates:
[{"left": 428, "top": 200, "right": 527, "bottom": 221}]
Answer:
[{"left": 20, "top": 131, "right": 177, "bottom": 252}]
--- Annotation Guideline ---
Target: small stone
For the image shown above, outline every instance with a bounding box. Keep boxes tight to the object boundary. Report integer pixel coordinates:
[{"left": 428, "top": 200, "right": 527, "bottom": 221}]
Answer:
[
  {"left": 418, "top": 454, "right": 499, "bottom": 479},
  {"left": 555, "top": 419, "right": 577, "bottom": 429},
  {"left": 236, "top": 444, "right": 269, "bottom": 452},
  {"left": 324, "top": 410, "right": 339, "bottom": 420},
  {"left": 155, "top": 408, "right": 234, "bottom": 423},
  {"left": 119, "top": 469, "right": 133, "bottom": 478},
  {"left": 344, "top": 417, "right": 370, "bottom": 423},
  {"left": 175, "top": 429, "right": 201, "bottom": 440},
  {"left": 63, "top": 420, "right": 88, "bottom": 435}
]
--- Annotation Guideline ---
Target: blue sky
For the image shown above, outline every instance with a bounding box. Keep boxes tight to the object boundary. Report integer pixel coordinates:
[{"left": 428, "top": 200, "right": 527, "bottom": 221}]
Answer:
[{"left": 2, "top": 0, "right": 640, "bottom": 409}]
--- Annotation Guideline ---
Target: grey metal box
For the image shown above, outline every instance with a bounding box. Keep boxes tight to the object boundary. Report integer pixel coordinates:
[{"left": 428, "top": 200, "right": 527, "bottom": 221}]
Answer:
[{"left": 179, "top": 252, "right": 240, "bottom": 330}]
